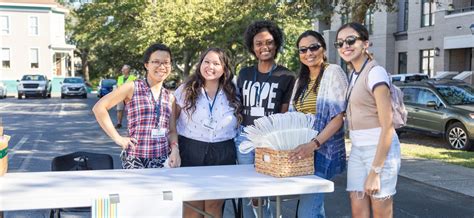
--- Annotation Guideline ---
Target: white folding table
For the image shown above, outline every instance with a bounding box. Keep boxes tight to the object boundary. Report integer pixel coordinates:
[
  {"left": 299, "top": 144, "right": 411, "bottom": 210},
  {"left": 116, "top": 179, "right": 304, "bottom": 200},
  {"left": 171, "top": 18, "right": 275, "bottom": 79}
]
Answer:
[{"left": 0, "top": 165, "right": 334, "bottom": 217}]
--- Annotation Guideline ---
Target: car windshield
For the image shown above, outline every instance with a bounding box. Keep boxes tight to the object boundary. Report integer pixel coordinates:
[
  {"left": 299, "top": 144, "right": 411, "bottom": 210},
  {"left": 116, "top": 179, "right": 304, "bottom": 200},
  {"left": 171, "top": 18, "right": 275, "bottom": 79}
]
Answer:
[
  {"left": 101, "top": 80, "right": 116, "bottom": 86},
  {"left": 63, "top": 78, "right": 84, "bottom": 83},
  {"left": 22, "top": 75, "right": 45, "bottom": 81},
  {"left": 436, "top": 85, "right": 474, "bottom": 105}
]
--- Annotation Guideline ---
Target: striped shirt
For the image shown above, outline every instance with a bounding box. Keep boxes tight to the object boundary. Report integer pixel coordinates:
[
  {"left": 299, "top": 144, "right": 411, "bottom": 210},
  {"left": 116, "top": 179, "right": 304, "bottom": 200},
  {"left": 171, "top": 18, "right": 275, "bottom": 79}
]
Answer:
[
  {"left": 126, "top": 80, "right": 172, "bottom": 158},
  {"left": 294, "top": 79, "right": 319, "bottom": 114}
]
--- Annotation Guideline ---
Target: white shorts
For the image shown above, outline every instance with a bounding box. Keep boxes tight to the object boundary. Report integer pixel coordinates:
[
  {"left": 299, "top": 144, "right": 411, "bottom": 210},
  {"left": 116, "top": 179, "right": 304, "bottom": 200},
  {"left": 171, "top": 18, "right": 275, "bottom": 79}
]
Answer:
[
  {"left": 116, "top": 101, "right": 125, "bottom": 111},
  {"left": 346, "top": 137, "right": 401, "bottom": 199}
]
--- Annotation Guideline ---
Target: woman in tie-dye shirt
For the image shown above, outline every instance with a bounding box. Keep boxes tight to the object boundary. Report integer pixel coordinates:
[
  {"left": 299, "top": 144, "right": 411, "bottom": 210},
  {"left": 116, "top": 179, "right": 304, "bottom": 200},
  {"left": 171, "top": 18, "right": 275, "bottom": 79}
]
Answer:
[{"left": 288, "top": 30, "right": 348, "bottom": 218}]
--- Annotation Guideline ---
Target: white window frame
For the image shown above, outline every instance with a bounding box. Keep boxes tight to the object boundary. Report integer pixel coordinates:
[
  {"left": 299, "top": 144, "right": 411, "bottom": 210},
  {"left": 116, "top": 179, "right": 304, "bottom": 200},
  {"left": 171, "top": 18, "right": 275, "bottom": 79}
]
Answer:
[
  {"left": 30, "top": 48, "right": 39, "bottom": 69},
  {"left": 1, "top": 48, "right": 11, "bottom": 69},
  {"left": 28, "top": 16, "right": 39, "bottom": 36},
  {"left": 0, "top": 15, "right": 10, "bottom": 35}
]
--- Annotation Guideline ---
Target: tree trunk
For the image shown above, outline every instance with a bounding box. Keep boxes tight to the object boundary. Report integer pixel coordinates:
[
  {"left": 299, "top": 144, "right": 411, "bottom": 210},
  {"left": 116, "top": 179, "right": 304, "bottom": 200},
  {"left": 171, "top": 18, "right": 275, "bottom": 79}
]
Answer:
[
  {"left": 182, "top": 51, "right": 194, "bottom": 78},
  {"left": 80, "top": 49, "right": 90, "bottom": 82},
  {"left": 350, "top": 0, "right": 374, "bottom": 23}
]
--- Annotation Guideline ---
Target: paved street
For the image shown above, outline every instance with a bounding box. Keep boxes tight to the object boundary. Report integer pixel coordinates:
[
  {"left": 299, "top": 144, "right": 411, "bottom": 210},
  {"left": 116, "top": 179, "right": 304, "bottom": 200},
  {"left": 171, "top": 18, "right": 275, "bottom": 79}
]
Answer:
[{"left": 1, "top": 95, "right": 474, "bottom": 217}]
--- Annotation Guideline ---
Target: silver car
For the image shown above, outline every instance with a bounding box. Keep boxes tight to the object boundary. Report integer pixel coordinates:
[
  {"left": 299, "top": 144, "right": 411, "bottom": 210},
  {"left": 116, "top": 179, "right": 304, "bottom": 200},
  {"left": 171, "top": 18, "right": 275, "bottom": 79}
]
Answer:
[
  {"left": 398, "top": 80, "right": 474, "bottom": 150},
  {"left": 61, "top": 77, "right": 87, "bottom": 99}
]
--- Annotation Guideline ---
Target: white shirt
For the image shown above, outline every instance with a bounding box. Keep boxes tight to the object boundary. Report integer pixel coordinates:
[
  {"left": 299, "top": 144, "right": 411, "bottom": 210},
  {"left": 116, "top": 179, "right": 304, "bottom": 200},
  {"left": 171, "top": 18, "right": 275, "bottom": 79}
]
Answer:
[
  {"left": 349, "top": 66, "right": 390, "bottom": 92},
  {"left": 174, "top": 84, "right": 238, "bottom": 143},
  {"left": 348, "top": 66, "right": 394, "bottom": 146}
]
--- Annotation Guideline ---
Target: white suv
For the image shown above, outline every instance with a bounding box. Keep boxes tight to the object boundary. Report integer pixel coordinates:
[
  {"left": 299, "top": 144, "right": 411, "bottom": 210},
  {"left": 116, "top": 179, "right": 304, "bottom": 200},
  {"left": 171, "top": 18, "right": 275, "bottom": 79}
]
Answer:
[{"left": 17, "top": 74, "right": 52, "bottom": 99}]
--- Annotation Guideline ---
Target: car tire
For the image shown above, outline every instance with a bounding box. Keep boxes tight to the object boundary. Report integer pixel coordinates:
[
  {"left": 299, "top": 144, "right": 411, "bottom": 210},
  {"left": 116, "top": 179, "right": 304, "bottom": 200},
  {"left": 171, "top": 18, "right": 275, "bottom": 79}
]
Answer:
[
  {"left": 61, "top": 94, "right": 65, "bottom": 99},
  {"left": 18, "top": 93, "right": 22, "bottom": 99},
  {"left": 82, "top": 94, "right": 87, "bottom": 99},
  {"left": 446, "top": 122, "right": 471, "bottom": 151}
]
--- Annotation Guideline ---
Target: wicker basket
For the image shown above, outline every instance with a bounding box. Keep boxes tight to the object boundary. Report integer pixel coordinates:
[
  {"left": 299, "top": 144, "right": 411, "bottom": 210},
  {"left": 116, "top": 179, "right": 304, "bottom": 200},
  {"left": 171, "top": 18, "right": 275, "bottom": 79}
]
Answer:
[{"left": 254, "top": 147, "right": 314, "bottom": 178}]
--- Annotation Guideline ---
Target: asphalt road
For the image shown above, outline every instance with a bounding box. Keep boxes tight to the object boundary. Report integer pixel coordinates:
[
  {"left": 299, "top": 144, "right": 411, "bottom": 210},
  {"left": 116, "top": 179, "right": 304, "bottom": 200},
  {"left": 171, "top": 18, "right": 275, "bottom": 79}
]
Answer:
[{"left": 1, "top": 95, "right": 473, "bottom": 217}]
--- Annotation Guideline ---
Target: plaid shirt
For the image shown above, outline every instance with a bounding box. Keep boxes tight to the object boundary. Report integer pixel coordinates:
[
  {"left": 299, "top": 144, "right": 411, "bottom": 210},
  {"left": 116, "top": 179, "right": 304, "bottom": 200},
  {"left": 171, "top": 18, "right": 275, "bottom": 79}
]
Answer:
[{"left": 127, "top": 80, "right": 172, "bottom": 158}]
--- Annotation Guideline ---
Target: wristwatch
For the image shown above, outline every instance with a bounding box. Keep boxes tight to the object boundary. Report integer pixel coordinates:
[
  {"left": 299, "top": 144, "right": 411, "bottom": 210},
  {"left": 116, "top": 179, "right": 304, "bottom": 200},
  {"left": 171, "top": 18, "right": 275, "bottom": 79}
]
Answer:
[{"left": 371, "top": 166, "right": 382, "bottom": 174}]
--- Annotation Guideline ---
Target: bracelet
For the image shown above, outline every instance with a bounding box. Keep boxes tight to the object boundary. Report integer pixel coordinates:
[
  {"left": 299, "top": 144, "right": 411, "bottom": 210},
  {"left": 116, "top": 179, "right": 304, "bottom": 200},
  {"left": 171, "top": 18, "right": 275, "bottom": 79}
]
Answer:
[
  {"left": 0, "top": 147, "right": 7, "bottom": 159},
  {"left": 311, "top": 138, "right": 321, "bottom": 150}
]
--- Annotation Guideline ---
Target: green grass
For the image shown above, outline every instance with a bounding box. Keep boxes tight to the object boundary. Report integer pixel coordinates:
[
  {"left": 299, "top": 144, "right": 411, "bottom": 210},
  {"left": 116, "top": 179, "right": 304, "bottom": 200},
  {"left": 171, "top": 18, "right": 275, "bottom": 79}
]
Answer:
[{"left": 401, "top": 144, "right": 474, "bottom": 168}]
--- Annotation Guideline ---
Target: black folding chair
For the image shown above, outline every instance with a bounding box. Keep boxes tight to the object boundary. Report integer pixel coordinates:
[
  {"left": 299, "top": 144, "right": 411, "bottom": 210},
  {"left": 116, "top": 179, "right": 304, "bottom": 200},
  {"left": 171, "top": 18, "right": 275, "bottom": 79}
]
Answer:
[{"left": 50, "top": 151, "right": 114, "bottom": 218}]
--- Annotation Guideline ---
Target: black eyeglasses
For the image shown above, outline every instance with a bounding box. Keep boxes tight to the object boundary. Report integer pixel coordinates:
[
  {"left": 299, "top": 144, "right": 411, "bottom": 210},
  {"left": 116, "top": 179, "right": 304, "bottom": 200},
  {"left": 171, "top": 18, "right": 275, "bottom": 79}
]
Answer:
[
  {"left": 334, "top": 36, "right": 361, "bottom": 48},
  {"left": 298, "top": 44, "right": 321, "bottom": 54}
]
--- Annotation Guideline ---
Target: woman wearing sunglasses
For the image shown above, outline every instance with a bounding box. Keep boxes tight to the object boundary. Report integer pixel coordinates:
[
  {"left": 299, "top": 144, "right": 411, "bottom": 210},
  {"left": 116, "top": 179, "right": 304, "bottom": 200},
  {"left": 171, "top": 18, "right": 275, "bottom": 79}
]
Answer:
[
  {"left": 335, "top": 22, "right": 401, "bottom": 218},
  {"left": 288, "top": 30, "right": 348, "bottom": 217}
]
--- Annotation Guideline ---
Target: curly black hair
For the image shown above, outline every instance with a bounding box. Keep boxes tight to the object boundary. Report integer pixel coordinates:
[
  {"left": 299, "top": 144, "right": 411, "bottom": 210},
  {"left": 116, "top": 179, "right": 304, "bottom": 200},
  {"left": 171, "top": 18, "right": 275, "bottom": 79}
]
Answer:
[{"left": 243, "top": 20, "right": 284, "bottom": 59}]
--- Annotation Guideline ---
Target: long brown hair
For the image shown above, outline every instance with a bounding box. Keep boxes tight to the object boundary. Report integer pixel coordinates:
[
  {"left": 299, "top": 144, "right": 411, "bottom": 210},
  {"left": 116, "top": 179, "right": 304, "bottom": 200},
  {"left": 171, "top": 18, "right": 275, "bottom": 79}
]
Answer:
[
  {"left": 182, "top": 48, "right": 242, "bottom": 124},
  {"left": 294, "top": 30, "right": 327, "bottom": 106}
]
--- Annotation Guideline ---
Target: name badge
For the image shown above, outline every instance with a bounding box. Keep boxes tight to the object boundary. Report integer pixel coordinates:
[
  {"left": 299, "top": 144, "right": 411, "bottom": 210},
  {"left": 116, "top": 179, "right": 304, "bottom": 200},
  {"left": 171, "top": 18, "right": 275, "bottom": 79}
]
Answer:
[
  {"left": 250, "top": 107, "right": 265, "bottom": 117},
  {"left": 203, "top": 118, "right": 216, "bottom": 130},
  {"left": 151, "top": 128, "right": 166, "bottom": 139}
]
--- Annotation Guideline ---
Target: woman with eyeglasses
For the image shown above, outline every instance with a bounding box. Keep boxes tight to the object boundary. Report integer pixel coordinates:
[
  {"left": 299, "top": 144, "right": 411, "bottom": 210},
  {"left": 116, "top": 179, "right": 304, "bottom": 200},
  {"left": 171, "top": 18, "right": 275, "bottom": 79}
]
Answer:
[
  {"left": 287, "top": 30, "right": 348, "bottom": 217},
  {"left": 93, "top": 43, "right": 180, "bottom": 169},
  {"left": 169, "top": 48, "right": 241, "bottom": 218},
  {"left": 335, "top": 22, "right": 401, "bottom": 218}
]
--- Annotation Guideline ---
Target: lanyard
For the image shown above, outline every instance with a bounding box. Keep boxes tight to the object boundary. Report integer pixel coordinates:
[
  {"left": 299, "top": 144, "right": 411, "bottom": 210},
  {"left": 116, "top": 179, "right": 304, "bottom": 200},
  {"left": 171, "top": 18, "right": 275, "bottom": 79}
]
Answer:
[
  {"left": 299, "top": 65, "right": 324, "bottom": 105},
  {"left": 253, "top": 64, "right": 277, "bottom": 107},
  {"left": 146, "top": 79, "right": 163, "bottom": 127},
  {"left": 204, "top": 85, "right": 220, "bottom": 120},
  {"left": 346, "top": 58, "right": 369, "bottom": 108}
]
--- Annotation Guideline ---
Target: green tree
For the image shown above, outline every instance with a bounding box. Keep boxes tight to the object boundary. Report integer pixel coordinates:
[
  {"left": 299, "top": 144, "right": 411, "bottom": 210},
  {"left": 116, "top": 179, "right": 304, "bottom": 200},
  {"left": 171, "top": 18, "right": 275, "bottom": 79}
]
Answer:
[
  {"left": 67, "top": 1, "right": 394, "bottom": 83},
  {"left": 299, "top": 0, "right": 397, "bottom": 24}
]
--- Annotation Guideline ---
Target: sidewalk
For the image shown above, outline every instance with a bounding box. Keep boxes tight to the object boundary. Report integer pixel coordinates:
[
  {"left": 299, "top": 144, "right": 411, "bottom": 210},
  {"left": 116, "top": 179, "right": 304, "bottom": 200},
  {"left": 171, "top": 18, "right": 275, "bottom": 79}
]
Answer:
[{"left": 399, "top": 156, "right": 474, "bottom": 197}]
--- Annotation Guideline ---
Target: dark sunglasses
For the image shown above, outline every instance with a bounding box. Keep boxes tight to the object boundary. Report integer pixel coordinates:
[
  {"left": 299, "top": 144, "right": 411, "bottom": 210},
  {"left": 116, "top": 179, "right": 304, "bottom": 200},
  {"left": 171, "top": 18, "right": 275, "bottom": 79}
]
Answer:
[
  {"left": 334, "top": 36, "right": 361, "bottom": 48},
  {"left": 298, "top": 44, "right": 321, "bottom": 54}
]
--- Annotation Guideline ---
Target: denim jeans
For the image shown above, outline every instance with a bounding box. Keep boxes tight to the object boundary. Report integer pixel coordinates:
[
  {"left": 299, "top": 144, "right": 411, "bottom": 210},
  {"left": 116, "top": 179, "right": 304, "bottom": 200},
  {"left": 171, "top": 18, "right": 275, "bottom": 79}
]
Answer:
[
  {"left": 298, "top": 193, "right": 325, "bottom": 218},
  {"left": 235, "top": 127, "right": 274, "bottom": 218}
]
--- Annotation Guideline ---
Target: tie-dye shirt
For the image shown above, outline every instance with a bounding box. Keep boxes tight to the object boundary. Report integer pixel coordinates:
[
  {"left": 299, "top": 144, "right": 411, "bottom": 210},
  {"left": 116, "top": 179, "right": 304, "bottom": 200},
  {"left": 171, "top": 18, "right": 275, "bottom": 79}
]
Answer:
[{"left": 290, "top": 64, "right": 348, "bottom": 179}]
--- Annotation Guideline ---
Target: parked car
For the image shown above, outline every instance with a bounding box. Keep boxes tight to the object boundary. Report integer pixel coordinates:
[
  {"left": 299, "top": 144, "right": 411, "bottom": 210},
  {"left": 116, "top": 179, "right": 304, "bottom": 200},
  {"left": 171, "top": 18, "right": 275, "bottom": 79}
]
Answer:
[
  {"left": 391, "top": 73, "right": 429, "bottom": 83},
  {"left": 61, "top": 77, "right": 88, "bottom": 99},
  {"left": 97, "top": 79, "right": 116, "bottom": 98},
  {"left": 17, "top": 74, "right": 52, "bottom": 99},
  {"left": 0, "top": 82, "right": 7, "bottom": 99},
  {"left": 397, "top": 80, "right": 474, "bottom": 150}
]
